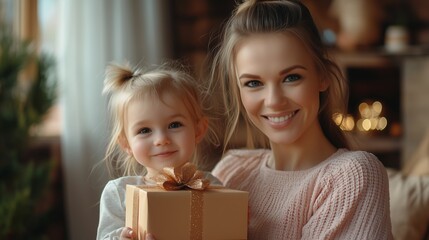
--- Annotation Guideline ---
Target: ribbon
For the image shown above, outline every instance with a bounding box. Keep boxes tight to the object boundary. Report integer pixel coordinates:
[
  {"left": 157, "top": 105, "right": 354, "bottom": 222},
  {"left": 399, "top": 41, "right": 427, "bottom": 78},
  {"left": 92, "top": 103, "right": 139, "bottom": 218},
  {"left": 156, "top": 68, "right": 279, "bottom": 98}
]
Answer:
[
  {"left": 151, "top": 162, "right": 209, "bottom": 240},
  {"left": 151, "top": 162, "right": 210, "bottom": 191}
]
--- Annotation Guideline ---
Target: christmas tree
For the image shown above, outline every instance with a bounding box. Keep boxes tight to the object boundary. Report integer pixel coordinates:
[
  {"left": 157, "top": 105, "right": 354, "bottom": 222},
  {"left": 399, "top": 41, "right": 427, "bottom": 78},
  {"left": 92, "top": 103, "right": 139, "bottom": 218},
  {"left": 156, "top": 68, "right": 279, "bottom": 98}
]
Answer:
[{"left": 0, "top": 27, "right": 58, "bottom": 239}]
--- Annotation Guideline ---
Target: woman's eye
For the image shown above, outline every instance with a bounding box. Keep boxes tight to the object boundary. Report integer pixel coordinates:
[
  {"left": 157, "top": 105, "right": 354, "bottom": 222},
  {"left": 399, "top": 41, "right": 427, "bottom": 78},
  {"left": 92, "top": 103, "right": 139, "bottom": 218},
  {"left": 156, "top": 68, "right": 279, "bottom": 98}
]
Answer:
[
  {"left": 284, "top": 74, "right": 301, "bottom": 82},
  {"left": 138, "top": 128, "right": 151, "bottom": 134},
  {"left": 169, "top": 121, "right": 183, "bottom": 129},
  {"left": 244, "top": 80, "right": 262, "bottom": 88}
]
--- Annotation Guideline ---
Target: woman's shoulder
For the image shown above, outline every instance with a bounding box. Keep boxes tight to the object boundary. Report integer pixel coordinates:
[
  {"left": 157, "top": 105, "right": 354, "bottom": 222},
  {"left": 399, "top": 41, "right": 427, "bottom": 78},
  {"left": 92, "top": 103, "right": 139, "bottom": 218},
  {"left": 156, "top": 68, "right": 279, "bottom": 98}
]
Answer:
[
  {"left": 226, "top": 148, "right": 270, "bottom": 156},
  {"left": 330, "top": 149, "right": 384, "bottom": 170},
  {"left": 212, "top": 149, "right": 269, "bottom": 183},
  {"left": 325, "top": 149, "right": 387, "bottom": 184},
  {"left": 218, "top": 148, "right": 269, "bottom": 168}
]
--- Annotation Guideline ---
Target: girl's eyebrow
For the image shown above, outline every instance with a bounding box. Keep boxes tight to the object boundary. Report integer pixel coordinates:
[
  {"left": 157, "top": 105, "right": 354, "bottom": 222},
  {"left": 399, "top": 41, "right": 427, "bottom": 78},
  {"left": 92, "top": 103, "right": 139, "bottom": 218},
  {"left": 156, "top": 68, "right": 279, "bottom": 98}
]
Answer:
[
  {"left": 238, "top": 65, "right": 307, "bottom": 80},
  {"left": 169, "top": 113, "right": 186, "bottom": 119},
  {"left": 131, "top": 113, "right": 187, "bottom": 129},
  {"left": 131, "top": 120, "right": 149, "bottom": 130}
]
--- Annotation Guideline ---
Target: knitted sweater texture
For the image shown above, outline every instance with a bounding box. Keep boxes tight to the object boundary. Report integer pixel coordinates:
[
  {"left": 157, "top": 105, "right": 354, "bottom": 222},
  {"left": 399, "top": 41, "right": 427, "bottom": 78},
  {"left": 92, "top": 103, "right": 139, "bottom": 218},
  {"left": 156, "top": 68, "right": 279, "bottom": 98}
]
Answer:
[{"left": 212, "top": 148, "right": 393, "bottom": 240}]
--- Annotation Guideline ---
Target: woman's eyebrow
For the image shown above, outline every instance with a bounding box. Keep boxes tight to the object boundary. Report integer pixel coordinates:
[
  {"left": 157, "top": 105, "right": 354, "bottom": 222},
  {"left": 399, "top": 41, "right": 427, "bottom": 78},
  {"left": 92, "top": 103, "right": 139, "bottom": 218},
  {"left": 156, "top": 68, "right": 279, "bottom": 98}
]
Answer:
[
  {"left": 239, "top": 65, "right": 308, "bottom": 80},
  {"left": 238, "top": 73, "right": 259, "bottom": 80},
  {"left": 279, "top": 65, "right": 307, "bottom": 75}
]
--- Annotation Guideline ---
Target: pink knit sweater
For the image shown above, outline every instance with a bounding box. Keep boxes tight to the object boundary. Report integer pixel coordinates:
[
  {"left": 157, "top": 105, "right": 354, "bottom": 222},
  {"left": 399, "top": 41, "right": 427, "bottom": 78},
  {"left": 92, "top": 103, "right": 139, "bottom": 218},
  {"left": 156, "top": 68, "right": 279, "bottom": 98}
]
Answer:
[{"left": 212, "top": 148, "right": 393, "bottom": 240}]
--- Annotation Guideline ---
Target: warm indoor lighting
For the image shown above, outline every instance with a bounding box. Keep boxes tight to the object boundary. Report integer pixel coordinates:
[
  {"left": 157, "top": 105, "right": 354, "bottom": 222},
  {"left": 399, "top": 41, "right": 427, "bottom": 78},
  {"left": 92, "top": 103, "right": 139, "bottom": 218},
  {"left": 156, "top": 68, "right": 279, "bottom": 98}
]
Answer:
[
  {"left": 359, "top": 102, "right": 371, "bottom": 119},
  {"left": 332, "top": 113, "right": 355, "bottom": 131},
  {"left": 362, "top": 119, "right": 371, "bottom": 131},
  {"left": 357, "top": 101, "right": 388, "bottom": 132},
  {"left": 335, "top": 100, "right": 388, "bottom": 132},
  {"left": 378, "top": 117, "right": 388, "bottom": 130},
  {"left": 372, "top": 101, "right": 382, "bottom": 115}
]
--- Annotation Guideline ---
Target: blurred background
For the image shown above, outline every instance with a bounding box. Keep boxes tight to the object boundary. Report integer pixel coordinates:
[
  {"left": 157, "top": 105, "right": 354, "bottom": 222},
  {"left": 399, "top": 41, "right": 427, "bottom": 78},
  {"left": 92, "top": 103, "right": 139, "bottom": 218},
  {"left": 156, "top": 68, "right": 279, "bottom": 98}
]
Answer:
[{"left": 1, "top": 0, "right": 428, "bottom": 239}]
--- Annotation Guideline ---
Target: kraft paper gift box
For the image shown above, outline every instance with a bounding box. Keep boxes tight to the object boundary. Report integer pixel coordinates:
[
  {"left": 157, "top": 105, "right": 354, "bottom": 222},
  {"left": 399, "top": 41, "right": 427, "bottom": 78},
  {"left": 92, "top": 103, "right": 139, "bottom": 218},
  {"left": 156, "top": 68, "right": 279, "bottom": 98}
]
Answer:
[{"left": 125, "top": 184, "right": 248, "bottom": 240}]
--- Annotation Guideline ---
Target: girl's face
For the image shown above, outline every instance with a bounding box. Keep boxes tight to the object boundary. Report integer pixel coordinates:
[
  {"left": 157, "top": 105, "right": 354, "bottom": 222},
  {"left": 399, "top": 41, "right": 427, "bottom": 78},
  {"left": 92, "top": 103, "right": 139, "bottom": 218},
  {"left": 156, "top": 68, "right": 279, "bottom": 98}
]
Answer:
[
  {"left": 235, "top": 33, "right": 328, "bottom": 146},
  {"left": 121, "top": 92, "right": 206, "bottom": 178}
]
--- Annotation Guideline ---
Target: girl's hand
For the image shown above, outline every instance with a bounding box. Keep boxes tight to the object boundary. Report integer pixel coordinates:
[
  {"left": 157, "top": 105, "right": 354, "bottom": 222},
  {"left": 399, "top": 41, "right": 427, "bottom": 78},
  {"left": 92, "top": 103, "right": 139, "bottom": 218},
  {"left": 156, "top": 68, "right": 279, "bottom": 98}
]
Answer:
[
  {"left": 120, "top": 227, "right": 135, "bottom": 240},
  {"left": 120, "top": 227, "right": 155, "bottom": 240},
  {"left": 143, "top": 233, "right": 156, "bottom": 240}
]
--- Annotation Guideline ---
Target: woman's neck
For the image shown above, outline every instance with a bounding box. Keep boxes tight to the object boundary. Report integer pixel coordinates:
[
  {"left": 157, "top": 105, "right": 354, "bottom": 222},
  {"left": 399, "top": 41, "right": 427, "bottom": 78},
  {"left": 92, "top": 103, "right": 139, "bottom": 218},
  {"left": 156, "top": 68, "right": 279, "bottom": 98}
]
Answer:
[{"left": 268, "top": 124, "right": 337, "bottom": 171}]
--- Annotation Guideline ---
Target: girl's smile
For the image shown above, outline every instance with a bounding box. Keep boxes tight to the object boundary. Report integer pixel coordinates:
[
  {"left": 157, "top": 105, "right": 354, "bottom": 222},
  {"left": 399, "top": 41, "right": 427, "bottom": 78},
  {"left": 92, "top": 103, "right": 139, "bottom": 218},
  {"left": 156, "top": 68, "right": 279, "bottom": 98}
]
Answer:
[
  {"left": 122, "top": 92, "right": 205, "bottom": 178},
  {"left": 151, "top": 150, "right": 178, "bottom": 158}
]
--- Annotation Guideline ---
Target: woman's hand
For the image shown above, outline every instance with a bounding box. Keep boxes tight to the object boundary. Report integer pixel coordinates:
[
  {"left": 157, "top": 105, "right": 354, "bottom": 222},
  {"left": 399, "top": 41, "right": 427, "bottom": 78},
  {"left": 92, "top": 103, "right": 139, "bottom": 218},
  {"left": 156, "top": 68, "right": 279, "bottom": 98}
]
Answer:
[{"left": 120, "top": 227, "right": 155, "bottom": 240}]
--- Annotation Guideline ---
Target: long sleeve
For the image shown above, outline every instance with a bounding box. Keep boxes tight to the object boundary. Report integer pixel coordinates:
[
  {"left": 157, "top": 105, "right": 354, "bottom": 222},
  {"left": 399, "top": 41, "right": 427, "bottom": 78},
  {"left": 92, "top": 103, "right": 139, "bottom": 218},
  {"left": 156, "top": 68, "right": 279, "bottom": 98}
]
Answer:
[
  {"left": 302, "top": 151, "right": 392, "bottom": 239},
  {"left": 96, "top": 180, "right": 125, "bottom": 240},
  {"left": 96, "top": 176, "right": 145, "bottom": 240},
  {"left": 212, "top": 149, "right": 393, "bottom": 240}
]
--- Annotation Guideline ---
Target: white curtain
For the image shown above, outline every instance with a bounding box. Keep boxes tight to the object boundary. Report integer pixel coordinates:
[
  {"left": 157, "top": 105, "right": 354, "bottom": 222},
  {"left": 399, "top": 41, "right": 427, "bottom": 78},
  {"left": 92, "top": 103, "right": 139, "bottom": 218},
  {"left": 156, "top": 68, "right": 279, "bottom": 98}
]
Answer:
[{"left": 58, "top": 1, "right": 172, "bottom": 239}]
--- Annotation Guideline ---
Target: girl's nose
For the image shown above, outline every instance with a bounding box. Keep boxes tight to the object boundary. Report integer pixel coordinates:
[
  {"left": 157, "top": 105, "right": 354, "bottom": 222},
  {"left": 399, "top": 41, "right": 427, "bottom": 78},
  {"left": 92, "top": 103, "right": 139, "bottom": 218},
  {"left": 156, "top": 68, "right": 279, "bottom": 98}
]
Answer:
[
  {"left": 265, "top": 85, "right": 286, "bottom": 108},
  {"left": 154, "top": 132, "right": 170, "bottom": 146}
]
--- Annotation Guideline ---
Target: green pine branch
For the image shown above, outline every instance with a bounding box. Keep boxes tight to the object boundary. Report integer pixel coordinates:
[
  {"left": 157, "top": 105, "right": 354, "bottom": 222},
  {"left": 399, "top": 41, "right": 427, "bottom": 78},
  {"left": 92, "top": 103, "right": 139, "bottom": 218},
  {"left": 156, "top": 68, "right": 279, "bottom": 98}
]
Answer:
[{"left": 0, "top": 28, "right": 58, "bottom": 239}]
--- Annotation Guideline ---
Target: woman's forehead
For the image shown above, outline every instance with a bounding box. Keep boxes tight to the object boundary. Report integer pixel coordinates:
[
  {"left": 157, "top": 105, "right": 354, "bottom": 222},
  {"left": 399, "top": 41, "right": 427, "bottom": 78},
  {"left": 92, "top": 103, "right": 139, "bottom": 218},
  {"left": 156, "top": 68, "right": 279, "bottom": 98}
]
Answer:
[{"left": 234, "top": 33, "right": 314, "bottom": 73}]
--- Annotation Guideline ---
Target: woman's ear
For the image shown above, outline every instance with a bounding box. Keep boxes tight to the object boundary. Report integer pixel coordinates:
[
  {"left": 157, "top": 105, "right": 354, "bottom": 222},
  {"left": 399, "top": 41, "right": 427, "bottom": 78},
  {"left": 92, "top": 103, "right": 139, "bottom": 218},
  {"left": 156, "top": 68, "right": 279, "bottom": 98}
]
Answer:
[
  {"left": 319, "top": 76, "right": 330, "bottom": 92},
  {"left": 195, "top": 117, "right": 209, "bottom": 143},
  {"left": 118, "top": 135, "right": 132, "bottom": 156}
]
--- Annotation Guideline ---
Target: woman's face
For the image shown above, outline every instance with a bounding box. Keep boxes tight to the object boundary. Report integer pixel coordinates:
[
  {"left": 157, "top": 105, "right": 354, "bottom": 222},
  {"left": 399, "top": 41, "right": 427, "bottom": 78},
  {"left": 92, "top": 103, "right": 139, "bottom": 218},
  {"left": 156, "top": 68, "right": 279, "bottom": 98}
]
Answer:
[{"left": 235, "top": 32, "right": 328, "bottom": 146}]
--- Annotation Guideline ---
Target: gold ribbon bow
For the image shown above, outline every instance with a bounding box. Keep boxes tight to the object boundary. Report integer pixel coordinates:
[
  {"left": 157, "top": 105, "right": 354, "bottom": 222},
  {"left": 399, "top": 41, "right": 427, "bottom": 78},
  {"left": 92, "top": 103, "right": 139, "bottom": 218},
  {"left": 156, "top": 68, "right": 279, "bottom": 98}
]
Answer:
[{"left": 152, "top": 162, "right": 210, "bottom": 190}]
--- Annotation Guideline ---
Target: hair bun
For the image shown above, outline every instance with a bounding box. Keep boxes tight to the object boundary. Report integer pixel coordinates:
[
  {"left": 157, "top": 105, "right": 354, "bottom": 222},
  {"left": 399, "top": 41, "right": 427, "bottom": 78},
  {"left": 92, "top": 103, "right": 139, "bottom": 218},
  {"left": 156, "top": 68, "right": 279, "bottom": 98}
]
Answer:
[
  {"left": 103, "top": 63, "right": 136, "bottom": 95},
  {"left": 236, "top": 0, "right": 273, "bottom": 14}
]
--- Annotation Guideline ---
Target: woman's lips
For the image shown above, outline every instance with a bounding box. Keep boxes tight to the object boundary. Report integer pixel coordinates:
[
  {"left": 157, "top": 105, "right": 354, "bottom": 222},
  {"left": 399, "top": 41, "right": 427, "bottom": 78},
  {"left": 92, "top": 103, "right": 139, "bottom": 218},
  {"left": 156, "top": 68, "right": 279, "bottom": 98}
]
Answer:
[{"left": 264, "top": 110, "right": 298, "bottom": 124}]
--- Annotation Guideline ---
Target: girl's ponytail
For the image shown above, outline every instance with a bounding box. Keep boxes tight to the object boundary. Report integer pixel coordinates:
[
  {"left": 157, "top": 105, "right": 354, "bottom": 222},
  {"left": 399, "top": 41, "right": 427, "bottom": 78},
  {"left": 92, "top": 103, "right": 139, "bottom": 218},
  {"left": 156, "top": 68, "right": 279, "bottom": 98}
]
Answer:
[{"left": 102, "top": 63, "right": 140, "bottom": 95}]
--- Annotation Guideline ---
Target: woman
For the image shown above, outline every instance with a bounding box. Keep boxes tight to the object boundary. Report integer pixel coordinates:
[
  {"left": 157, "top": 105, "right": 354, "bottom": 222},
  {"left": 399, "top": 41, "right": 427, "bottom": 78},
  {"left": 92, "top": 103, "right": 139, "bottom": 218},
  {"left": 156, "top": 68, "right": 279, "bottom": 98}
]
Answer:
[{"left": 205, "top": 0, "right": 393, "bottom": 239}]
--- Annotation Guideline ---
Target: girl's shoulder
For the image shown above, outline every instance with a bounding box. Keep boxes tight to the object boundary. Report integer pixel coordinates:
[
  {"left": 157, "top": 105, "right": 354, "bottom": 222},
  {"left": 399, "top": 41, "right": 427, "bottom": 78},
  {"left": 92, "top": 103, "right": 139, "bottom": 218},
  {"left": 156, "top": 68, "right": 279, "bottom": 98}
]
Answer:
[
  {"left": 109, "top": 175, "right": 145, "bottom": 185},
  {"left": 103, "top": 176, "right": 146, "bottom": 193},
  {"left": 202, "top": 171, "right": 223, "bottom": 185}
]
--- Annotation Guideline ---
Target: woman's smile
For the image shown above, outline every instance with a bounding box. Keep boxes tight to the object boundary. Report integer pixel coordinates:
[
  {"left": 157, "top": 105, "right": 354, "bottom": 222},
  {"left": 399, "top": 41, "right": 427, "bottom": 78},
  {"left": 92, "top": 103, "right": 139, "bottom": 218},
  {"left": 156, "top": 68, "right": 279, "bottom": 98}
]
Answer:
[
  {"left": 236, "top": 33, "right": 325, "bottom": 145},
  {"left": 263, "top": 110, "right": 298, "bottom": 124}
]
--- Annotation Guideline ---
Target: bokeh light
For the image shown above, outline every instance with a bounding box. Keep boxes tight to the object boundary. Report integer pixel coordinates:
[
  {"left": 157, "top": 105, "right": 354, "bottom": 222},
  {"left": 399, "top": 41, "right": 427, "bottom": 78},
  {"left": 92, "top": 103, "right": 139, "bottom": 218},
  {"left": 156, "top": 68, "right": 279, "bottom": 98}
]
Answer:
[{"left": 334, "top": 100, "right": 388, "bottom": 132}]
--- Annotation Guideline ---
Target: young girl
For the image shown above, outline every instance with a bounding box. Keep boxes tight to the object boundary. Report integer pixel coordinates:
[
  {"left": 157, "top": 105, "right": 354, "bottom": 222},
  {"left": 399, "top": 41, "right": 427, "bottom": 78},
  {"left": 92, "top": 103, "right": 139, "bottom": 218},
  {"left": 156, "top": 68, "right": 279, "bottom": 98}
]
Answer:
[
  {"left": 206, "top": 0, "right": 393, "bottom": 239},
  {"left": 96, "top": 62, "right": 220, "bottom": 240}
]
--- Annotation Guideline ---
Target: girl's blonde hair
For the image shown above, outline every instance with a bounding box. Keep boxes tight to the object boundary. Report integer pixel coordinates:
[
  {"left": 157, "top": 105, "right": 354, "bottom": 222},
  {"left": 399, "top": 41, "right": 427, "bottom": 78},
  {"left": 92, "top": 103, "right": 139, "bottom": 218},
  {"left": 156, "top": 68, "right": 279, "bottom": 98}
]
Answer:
[
  {"left": 205, "top": 0, "right": 349, "bottom": 152},
  {"left": 103, "top": 61, "right": 217, "bottom": 177}
]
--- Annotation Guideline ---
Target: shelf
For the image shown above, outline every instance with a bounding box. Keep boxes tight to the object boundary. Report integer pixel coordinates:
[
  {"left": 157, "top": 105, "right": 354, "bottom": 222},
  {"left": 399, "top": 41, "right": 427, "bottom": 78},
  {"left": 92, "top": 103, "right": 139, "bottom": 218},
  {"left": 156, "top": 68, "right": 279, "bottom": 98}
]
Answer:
[{"left": 345, "top": 133, "right": 402, "bottom": 153}]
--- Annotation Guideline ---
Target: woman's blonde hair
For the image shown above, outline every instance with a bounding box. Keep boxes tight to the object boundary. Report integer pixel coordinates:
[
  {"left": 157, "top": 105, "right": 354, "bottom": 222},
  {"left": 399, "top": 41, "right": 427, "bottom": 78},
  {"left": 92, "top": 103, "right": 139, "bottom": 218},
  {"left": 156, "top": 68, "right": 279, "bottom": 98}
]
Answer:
[
  {"left": 102, "top": 61, "right": 217, "bottom": 177},
  {"left": 205, "top": 0, "right": 349, "bottom": 153}
]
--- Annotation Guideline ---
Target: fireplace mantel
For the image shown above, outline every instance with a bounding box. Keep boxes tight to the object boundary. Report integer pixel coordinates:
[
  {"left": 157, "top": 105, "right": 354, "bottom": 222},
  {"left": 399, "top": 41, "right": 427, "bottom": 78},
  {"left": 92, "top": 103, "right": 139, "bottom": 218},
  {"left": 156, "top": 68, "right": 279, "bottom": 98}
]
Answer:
[{"left": 331, "top": 48, "right": 429, "bottom": 168}]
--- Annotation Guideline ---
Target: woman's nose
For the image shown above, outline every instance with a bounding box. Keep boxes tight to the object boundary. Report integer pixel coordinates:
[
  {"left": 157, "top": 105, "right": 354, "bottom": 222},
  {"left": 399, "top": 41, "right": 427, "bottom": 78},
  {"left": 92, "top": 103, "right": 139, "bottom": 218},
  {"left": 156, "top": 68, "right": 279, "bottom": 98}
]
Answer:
[
  {"left": 153, "top": 132, "right": 171, "bottom": 146},
  {"left": 265, "top": 85, "right": 286, "bottom": 108}
]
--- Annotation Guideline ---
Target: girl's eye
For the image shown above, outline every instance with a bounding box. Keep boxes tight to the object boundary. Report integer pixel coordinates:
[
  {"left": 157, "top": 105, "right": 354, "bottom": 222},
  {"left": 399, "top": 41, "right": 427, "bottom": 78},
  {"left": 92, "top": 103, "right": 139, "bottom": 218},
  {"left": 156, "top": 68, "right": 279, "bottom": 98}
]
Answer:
[
  {"left": 138, "top": 128, "right": 151, "bottom": 134},
  {"left": 284, "top": 74, "right": 301, "bottom": 82},
  {"left": 169, "top": 121, "right": 183, "bottom": 129},
  {"left": 244, "top": 80, "right": 262, "bottom": 88}
]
